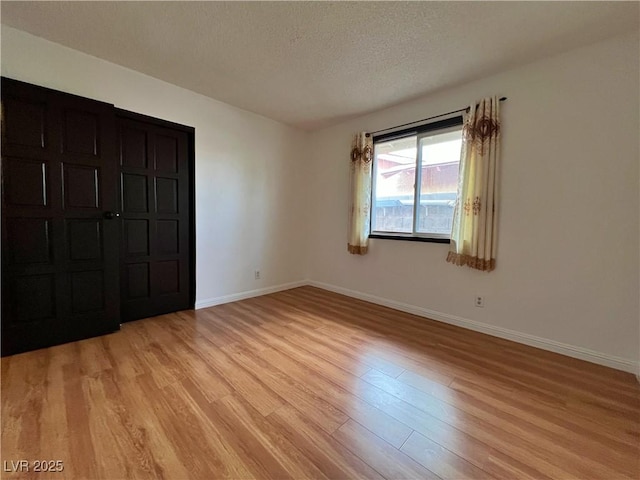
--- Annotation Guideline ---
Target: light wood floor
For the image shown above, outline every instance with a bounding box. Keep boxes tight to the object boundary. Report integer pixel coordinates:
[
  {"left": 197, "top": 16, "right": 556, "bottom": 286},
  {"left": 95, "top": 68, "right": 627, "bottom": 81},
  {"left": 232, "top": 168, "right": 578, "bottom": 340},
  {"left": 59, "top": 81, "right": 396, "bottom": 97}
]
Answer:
[{"left": 1, "top": 286, "right": 638, "bottom": 480}]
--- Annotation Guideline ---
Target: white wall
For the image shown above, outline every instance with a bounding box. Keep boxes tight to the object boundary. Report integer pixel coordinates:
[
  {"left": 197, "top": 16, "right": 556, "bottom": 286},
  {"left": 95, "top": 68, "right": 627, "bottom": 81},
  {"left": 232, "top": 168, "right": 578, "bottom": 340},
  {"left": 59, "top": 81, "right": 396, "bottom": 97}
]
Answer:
[
  {"left": 1, "top": 26, "right": 310, "bottom": 306},
  {"left": 306, "top": 31, "right": 640, "bottom": 371}
]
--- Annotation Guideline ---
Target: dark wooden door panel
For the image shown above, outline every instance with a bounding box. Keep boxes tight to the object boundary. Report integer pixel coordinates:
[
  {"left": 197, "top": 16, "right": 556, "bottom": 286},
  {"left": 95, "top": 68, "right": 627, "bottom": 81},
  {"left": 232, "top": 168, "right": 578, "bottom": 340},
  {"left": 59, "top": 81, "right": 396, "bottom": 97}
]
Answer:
[
  {"left": 4, "top": 157, "right": 48, "bottom": 206},
  {"left": 6, "top": 218, "right": 53, "bottom": 265},
  {"left": 125, "top": 263, "right": 150, "bottom": 300},
  {"left": 157, "top": 220, "right": 179, "bottom": 254},
  {"left": 67, "top": 219, "right": 103, "bottom": 261},
  {"left": 155, "top": 177, "right": 178, "bottom": 213},
  {"left": 12, "top": 274, "right": 56, "bottom": 322},
  {"left": 117, "top": 113, "right": 193, "bottom": 321},
  {"left": 122, "top": 173, "right": 149, "bottom": 212},
  {"left": 155, "top": 134, "right": 178, "bottom": 173},
  {"left": 1, "top": 77, "right": 120, "bottom": 355},
  {"left": 63, "top": 164, "right": 101, "bottom": 209},
  {"left": 120, "top": 125, "right": 148, "bottom": 169},
  {"left": 2, "top": 96, "right": 46, "bottom": 149},
  {"left": 62, "top": 109, "right": 100, "bottom": 156}
]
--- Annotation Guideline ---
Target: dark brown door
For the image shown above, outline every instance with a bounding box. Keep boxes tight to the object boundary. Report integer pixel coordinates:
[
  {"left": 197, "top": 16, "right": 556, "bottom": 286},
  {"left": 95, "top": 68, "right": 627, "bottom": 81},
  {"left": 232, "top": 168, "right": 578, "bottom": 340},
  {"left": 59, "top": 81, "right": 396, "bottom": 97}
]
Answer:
[
  {"left": 117, "top": 111, "right": 193, "bottom": 321},
  {"left": 1, "top": 78, "right": 120, "bottom": 355}
]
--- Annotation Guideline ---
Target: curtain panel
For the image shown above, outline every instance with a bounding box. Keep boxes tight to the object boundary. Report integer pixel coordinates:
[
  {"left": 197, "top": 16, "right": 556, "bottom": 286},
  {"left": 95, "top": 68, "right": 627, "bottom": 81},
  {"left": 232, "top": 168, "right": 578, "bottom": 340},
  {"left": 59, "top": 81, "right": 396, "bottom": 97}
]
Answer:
[
  {"left": 447, "top": 97, "right": 501, "bottom": 271},
  {"left": 348, "top": 133, "right": 373, "bottom": 255}
]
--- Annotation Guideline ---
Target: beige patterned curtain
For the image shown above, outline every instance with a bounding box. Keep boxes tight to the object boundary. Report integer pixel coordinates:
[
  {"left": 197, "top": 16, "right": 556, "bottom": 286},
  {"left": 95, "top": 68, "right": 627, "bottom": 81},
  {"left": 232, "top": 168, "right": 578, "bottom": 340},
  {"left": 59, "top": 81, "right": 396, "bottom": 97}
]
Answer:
[
  {"left": 447, "top": 97, "right": 501, "bottom": 271},
  {"left": 348, "top": 133, "right": 373, "bottom": 255}
]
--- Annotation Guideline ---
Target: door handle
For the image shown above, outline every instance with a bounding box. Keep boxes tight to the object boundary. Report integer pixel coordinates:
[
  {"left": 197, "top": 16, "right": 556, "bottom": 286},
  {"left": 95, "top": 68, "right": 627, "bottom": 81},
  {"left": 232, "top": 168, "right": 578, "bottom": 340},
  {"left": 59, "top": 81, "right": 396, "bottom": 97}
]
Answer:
[{"left": 103, "top": 211, "right": 121, "bottom": 220}]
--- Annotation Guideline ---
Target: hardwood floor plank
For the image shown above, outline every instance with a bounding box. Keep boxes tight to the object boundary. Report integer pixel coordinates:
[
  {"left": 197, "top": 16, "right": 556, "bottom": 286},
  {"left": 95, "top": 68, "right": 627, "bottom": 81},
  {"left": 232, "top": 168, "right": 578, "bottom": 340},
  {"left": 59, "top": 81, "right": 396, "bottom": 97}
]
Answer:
[
  {"left": 316, "top": 323, "right": 462, "bottom": 377},
  {"left": 100, "top": 331, "right": 146, "bottom": 380},
  {"left": 1, "top": 286, "right": 637, "bottom": 480},
  {"left": 221, "top": 343, "right": 349, "bottom": 434},
  {"left": 300, "top": 290, "right": 639, "bottom": 433},
  {"left": 332, "top": 419, "right": 442, "bottom": 480},
  {"left": 267, "top": 404, "right": 384, "bottom": 479},
  {"left": 82, "top": 371, "right": 158, "bottom": 479},
  {"left": 400, "top": 430, "right": 495, "bottom": 480},
  {"left": 294, "top": 288, "right": 639, "bottom": 412},
  {"left": 194, "top": 344, "right": 285, "bottom": 416},
  {"left": 285, "top": 332, "right": 373, "bottom": 377},
  {"left": 214, "top": 393, "right": 332, "bottom": 480},
  {"left": 448, "top": 376, "right": 640, "bottom": 459},
  {"left": 137, "top": 374, "right": 258, "bottom": 479},
  {"left": 254, "top": 295, "right": 329, "bottom": 330},
  {"left": 343, "top": 399, "right": 414, "bottom": 449},
  {"left": 362, "top": 368, "right": 633, "bottom": 479},
  {"left": 123, "top": 324, "right": 186, "bottom": 388},
  {"left": 198, "top": 307, "right": 270, "bottom": 352},
  {"left": 434, "top": 342, "right": 639, "bottom": 417},
  {"left": 134, "top": 318, "right": 233, "bottom": 402},
  {"left": 77, "top": 337, "right": 113, "bottom": 376},
  {"left": 250, "top": 338, "right": 444, "bottom": 453},
  {"left": 175, "top": 383, "right": 289, "bottom": 479},
  {"left": 163, "top": 339, "right": 232, "bottom": 402},
  {"left": 280, "top": 319, "right": 403, "bottom": 377},
  {"left": 256, "top": 342, "right": 415, "bottom": 447},
  {"left": 113, "top": 374, "right": 193, "bottom": 479},
  {"left": 481, "top": 449, "right": 555, "bottom": 480},
  {"left": 62, "top": 358, "right": 100, "bottom": 479},
  {"left": 348, "top": 366, "right": 570, "bottom": 479},
  {"left": 288, "top": 318, "right": 454, "bottom": 385},
  {"left": 37, "top": 346, "right": 72, "bottom": 478},
  {"left": 170, "top": 310, "right": 237, "bottom": 349},
  {"left": 2, "top": 351, "right": 52, "bottom": 480}
]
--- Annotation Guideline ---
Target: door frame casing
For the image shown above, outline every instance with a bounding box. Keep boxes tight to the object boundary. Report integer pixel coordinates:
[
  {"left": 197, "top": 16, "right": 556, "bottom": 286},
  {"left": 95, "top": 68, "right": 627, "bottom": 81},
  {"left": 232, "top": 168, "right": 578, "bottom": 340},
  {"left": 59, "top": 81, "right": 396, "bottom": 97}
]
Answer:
[{"left": 115, "top": 108, "right": 196, "bottom": 311}]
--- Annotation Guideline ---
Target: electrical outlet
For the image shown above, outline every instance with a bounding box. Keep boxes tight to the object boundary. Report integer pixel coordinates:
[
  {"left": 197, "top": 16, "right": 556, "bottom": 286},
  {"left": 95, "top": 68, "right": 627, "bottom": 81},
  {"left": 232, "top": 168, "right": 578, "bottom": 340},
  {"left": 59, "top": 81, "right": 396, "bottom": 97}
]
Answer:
[
  {"left": 475, "top": 296, "right": 484, "bottom": 308},
  {"left": 254, "top": 270, "right": 261, "bottom": 280}
]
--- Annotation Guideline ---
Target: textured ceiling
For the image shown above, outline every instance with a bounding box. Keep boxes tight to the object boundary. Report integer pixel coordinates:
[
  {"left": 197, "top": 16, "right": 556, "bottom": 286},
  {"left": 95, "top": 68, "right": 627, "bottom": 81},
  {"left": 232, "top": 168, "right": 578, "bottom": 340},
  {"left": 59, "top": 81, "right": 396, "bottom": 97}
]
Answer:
[{"left": 2, "top": 1, "right": 638, "bottom": 130}]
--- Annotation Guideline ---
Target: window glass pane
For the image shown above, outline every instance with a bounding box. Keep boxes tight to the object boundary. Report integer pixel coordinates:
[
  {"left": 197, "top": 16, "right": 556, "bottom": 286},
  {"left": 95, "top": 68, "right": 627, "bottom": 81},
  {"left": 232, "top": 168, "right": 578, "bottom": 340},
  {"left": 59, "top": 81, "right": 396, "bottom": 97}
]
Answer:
[
  {"left": 416, "top": 128, "right": 462, "bottom": 235},
  {"left": 372, "top": 135, "right": 416, "bottom": 233}
]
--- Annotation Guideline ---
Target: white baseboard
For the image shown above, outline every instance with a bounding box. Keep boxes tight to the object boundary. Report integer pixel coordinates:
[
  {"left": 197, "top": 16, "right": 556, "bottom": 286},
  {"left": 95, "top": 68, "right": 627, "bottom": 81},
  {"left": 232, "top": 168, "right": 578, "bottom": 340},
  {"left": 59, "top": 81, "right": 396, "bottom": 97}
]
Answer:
[
  {"left": 195, "top": 280, "right": 307, "bottom": 310},
  {"left": 307, "top": 280, "right": 639, "bottom": 374}
]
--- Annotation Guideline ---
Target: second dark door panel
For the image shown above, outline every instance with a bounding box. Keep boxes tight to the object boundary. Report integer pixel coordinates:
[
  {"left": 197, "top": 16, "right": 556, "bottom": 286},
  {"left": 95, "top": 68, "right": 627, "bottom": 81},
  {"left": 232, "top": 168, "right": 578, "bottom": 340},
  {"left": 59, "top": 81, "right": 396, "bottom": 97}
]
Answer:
[{"left": 118, "top": 112, "right": 192, "bottom": 321}]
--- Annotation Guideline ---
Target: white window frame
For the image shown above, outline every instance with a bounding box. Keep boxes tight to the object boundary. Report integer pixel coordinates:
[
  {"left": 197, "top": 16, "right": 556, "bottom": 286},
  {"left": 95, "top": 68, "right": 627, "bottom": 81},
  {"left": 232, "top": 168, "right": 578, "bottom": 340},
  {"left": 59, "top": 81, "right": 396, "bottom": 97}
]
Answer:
[{"left": 370, "top": 115, "right": 463, "bottom": 243}]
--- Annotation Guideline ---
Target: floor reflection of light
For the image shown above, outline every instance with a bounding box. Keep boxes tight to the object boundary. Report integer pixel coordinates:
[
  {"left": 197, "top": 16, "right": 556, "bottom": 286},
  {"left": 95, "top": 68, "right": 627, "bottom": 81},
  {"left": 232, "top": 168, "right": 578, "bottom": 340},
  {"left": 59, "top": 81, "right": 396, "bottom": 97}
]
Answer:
[{"left": 356, "top": 347, "right": 458, "bottom": 420}]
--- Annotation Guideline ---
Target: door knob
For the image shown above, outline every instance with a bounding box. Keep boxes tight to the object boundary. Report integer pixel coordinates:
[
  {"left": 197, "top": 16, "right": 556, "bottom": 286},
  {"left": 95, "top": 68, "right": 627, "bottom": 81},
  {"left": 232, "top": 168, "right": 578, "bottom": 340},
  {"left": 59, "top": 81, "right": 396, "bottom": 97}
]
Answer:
[{"left": 104, "top": 211, "right": 121, "bottom": 219}]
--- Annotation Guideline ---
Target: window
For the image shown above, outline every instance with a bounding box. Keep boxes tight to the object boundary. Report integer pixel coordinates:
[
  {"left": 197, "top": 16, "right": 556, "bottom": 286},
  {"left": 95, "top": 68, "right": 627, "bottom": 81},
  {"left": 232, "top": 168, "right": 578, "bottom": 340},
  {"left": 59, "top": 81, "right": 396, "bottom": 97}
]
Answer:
[{"left": 370, "top": 116, "right": 463, "bottom": 242}]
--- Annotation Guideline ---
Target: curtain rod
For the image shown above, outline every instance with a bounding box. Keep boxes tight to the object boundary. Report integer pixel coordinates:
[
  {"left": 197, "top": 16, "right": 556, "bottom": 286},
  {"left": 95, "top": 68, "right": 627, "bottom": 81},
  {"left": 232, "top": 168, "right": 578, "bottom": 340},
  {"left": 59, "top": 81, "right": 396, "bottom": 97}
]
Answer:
[{"left": 367, "top": 96, "right": 507, "bottom": 137}]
